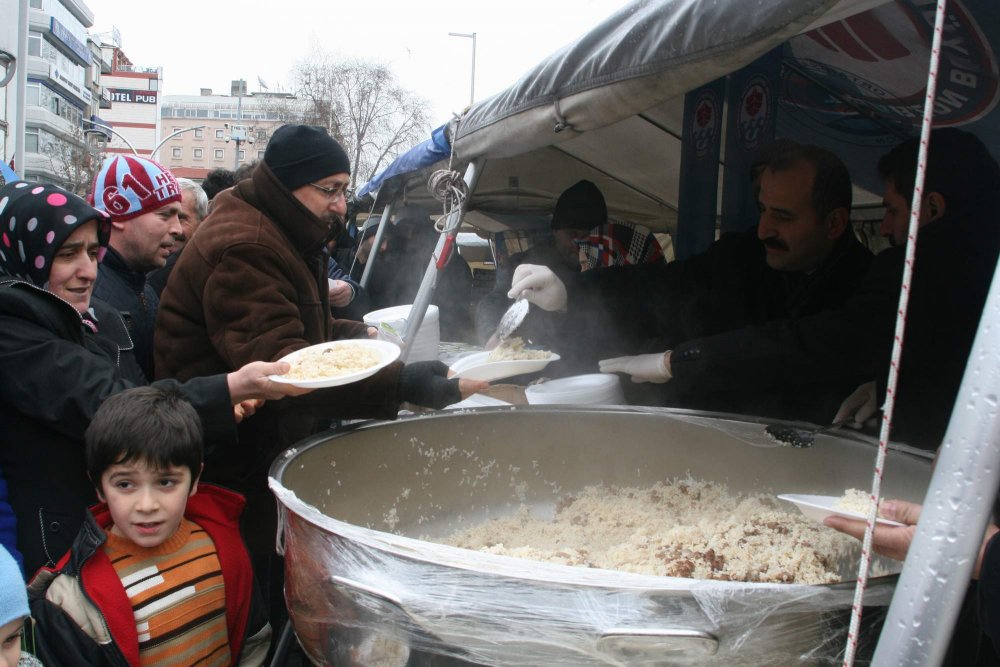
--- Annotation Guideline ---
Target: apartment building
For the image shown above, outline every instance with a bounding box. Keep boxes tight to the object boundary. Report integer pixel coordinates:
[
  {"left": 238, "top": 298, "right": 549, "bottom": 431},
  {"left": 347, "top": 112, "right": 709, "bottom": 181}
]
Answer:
[
  {"left": 0, "top": 0, "right": 96, "bottom": 189},
  {"left": 160, "top": 82, "right": 303, "bottom": 180}
]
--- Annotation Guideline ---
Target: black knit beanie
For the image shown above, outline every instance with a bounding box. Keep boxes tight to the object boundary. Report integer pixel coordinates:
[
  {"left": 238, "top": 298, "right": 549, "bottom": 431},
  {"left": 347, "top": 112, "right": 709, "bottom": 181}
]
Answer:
[
  {"left": 264, "top": 124, "right": 351, "bottom": 191},
  {"left": 551, "top": 180, "right": 607, "bottom": 230}
]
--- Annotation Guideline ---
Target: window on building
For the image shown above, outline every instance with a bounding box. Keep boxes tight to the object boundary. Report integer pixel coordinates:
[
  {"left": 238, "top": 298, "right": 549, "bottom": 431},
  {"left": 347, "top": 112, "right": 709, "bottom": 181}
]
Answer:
[
  {"left": 215, "top": 129, "right": 224, "bottom": 139},
  {"left": 173, "top": 127, "right": 182, "bottom": 134},
  {"left": 29, "top": 0, "right": 43, "bottom": 8},
  {"left": 196, "top": 109, "right": 209, "bottom": 118},
  {"left": 25, "top": 83, "right": 40, "bottom": 107},
  {"left": 28, "top": 32, "right": 42, "bottom": 57},
  {"left": 172, "top": 147, "right": 182, "bottom": 158},
  {"left": 25, "top": 129, "right": 39, "bottom": 153},
  {"left": 194, "top": 128, "right": 203, "bottom": 138},
  {"left": 257, "top": 150, "right": 265, "bottom": 160},
  {"left": 214, "top": 149, "right": 224, "bottom": 160},
  {"left": 256, "top": 129, "right": 267, "bottom": 141},
  {"left": 238, "top": 150, "right": 246, "bottom": 161},
  {"left": 193, "top": 148, "right": 203, "bottom": 159}
]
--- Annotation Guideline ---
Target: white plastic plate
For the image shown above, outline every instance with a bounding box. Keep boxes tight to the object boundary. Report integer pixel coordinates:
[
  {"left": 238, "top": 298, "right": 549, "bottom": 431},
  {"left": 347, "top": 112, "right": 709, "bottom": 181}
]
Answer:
[
  {"left": 269, "top": 339, "right": 401, "bottom": 388},
  {"left": 449, "top": 351, "right": 560, "bottom": 382},
  {"left": 778, "top": 494, "right": 905, "bottom": 527}
]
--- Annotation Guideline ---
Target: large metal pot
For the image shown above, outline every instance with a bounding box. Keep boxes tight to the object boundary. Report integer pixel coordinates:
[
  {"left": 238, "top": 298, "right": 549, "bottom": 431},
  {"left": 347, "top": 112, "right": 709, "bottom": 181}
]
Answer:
[{"left": 269, "top": 407, "right": 933, "bottom": 666}]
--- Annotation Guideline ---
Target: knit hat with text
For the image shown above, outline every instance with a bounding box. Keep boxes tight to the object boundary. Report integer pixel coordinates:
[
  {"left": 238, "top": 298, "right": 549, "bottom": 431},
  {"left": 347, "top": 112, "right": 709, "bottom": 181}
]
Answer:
[
  {"left": 91, "top": 155, "right": 182, "bottom": 221},
  {"left": 264, "top": 124, "right": 351, "bottom": 191}
]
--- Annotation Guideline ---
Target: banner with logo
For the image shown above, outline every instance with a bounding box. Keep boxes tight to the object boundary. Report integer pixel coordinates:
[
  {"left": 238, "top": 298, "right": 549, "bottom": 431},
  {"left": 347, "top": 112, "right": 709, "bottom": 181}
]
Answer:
[
  {"left": 675, "top": 78, "right": 725, "bottom": 259},
  {"left": 720, "top": 48, "right": 782, "bottom": 235},
  {"left": 779, "top": 0, "right": 1000, "bottom": 193}
]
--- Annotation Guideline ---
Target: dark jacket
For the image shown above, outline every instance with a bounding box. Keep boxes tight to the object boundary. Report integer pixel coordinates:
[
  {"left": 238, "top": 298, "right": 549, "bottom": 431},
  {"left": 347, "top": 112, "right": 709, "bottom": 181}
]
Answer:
[
  {"left": 0, "top": 280, "right": 232, "bottom": 576},
  {"left": 562, "top": 228, "right": 874, "bottom": 421},
  {"left": 661, "top": 193, "right": 1000, "bottom": 446},
  {"left": 28, "top": 485, "right": 270, "bottom": 667},
  {"left": 328, "top": 256, "right": 371, "bottom": 322},
  {"left": 93, "top": 247, "right": 159, "bottom": 381},
  {"left": 475, "top": 238, "right": 580, "bottom": 346},
  {"left": 147, "top": 248, "right": 181, "bottom": 298}
]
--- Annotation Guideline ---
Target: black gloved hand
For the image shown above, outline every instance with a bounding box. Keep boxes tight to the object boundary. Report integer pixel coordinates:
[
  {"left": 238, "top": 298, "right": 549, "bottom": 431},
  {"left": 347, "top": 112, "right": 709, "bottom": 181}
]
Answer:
[{"left": 398, "top": 360, "right": 461, "bottom": 409}]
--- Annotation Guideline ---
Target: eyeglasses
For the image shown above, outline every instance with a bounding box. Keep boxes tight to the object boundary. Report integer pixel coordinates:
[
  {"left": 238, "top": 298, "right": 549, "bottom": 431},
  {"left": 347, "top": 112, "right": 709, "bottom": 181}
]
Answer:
[{"left": 309, "top": 182, "right": 354, "bottom": 202}]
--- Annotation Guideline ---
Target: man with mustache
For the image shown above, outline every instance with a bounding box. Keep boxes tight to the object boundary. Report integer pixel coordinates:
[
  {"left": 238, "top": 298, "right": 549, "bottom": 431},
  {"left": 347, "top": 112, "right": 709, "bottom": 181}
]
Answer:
[
  {"left": 512, "top": 145, "right": 873, "bottom": 422},
  {"left": 91, "top": 155, "right": 184, "bottom": 381}
]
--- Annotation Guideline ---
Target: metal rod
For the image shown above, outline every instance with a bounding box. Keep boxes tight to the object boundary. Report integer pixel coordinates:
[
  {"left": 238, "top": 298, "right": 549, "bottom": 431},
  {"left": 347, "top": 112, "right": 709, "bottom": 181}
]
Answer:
[
  {"left": 400, "top": 160, "right": 480, "bottom": 362},
  {"left": 14, "top": 0, "right": 27, "bottom": 172},
  {"left": 360, "top": 201, "right": 394, "bottom": 289},
  {"left": 871, "top": 244, "right": 1000, "bottom": 665},
  {"left": 84, "top": 119, "right": 139, "bottom": 156},
  {"left": 151, "top": 125, "right": 206, "bottom": 160}
]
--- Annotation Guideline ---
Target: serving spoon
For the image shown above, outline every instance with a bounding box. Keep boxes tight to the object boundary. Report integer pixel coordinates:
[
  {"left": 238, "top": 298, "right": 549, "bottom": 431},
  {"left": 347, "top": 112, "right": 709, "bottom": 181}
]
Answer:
[{"left": 497, "top": 297, "right": 529, "bottom": 341}]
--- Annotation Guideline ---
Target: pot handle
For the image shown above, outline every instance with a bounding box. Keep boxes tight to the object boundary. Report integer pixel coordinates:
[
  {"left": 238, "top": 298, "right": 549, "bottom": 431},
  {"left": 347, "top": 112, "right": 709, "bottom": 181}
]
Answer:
[{"left": 597, "top": 628, "right": 719, "bottom": 659}]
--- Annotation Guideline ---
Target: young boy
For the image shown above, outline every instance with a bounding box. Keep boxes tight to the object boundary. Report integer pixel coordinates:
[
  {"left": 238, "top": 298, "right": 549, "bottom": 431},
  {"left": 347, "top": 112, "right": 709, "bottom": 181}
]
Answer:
[{"left": 28, "top": 387, "right": 270, "bottom": 666}]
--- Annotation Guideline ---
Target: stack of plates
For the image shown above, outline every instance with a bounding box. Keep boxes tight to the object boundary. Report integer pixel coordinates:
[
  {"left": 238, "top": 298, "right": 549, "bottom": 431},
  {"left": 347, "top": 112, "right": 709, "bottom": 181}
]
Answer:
[
  {"left": 364, "top": 304, "right": 440, "bottom": 362},
  {"left": 524, "top": 374, "right": 625, "bottom": 405}
]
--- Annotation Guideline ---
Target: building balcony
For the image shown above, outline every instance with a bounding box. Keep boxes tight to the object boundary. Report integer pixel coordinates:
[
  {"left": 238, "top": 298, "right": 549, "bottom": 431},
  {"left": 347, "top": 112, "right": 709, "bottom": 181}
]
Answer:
[{"left": 25, "top": 105, "right": 80, "bottom": 142}]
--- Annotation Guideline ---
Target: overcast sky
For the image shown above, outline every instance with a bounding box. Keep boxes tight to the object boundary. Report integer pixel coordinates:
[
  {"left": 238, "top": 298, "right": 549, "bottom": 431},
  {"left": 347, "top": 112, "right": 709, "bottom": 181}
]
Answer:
[{"left": 83, "top": 0, "right": 629, "bottom": 123}]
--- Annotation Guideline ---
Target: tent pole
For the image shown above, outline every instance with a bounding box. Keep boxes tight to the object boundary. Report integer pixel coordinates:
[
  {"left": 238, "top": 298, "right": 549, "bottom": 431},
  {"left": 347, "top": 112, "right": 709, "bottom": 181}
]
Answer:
[
  {"left": 871, "top": 257, "right": 1000, "bottom": 666},
  {"left": 400, "top": 160, "right": 480, "bottom": 362},
  {"left": 360, "top": 202, "right": 394, "bottom": 289}
]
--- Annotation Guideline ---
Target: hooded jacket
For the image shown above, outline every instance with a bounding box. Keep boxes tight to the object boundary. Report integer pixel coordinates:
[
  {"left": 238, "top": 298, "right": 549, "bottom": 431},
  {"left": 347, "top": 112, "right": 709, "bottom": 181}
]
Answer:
[
  {"left": 28, "top": 485, "right": 270, "bottom": 667},
  {"left": 0, "top": 281, "right": 232, "bottom": 576}
]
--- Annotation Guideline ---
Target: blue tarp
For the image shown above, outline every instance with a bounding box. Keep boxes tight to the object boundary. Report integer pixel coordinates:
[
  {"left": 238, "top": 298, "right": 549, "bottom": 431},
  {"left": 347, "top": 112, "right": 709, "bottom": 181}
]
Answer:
[{"left": 356, "top": 123, "right": 450, "bottom": 200}]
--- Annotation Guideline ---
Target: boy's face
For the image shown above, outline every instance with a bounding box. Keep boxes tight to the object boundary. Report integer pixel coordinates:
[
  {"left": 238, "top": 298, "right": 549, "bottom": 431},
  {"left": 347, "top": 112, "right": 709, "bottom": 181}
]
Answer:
[
  {"left": 0, "top": 618, "right": 23, "bottom": 667},
  {"left": 98, "top": 460, "right": 199, "bottom": 548}
]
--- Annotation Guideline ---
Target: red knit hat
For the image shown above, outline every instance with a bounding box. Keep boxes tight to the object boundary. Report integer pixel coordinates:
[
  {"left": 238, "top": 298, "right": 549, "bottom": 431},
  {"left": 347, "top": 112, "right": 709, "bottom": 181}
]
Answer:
[{"left": 90, "top": 155, "right": 182, "bottom": 221}]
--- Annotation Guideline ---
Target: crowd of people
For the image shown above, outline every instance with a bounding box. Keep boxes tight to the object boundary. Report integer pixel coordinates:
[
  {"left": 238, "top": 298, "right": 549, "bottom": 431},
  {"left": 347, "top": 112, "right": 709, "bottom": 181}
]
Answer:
[{"left": 0, "top": 121, "right": 997, "bottom": 664}]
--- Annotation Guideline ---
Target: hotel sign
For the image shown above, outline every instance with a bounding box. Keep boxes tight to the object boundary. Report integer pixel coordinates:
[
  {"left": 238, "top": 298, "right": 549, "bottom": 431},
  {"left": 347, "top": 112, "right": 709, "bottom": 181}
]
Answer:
[{"left": 109, "top": 89, "right": 158, "bottom": 104}]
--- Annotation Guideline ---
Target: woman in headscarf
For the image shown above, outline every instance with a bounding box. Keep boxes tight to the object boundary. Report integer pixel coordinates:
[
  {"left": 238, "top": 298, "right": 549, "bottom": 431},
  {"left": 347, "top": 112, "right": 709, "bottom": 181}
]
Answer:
[{"left": 0, "top": 180, "right": 303, "bottom": 576}]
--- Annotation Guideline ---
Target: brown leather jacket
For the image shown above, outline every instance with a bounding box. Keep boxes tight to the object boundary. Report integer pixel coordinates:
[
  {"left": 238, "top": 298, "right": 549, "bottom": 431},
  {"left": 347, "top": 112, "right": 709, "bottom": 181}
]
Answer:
[{"left": 155, "top": 163, "right": 402, "bottom": 485}]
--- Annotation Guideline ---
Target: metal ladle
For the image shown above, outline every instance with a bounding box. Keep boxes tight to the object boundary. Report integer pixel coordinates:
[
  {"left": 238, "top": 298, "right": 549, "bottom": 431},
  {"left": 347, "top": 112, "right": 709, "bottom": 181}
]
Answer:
[{"left": 497, "top": 297, "right": 529, "bottom": 341}]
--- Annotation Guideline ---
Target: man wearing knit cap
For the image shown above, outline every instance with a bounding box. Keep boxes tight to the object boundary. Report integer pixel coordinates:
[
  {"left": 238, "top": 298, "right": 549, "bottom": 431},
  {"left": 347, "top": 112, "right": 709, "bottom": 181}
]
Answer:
[
  {"left": 475, "top": 179, "right": 603, "bottom": 346},
  {"left": 91, "top": 155, "right": 183, "bottom": 381},
  {"left": 155, "top": 124, "right": 485, "bottom": 623}
]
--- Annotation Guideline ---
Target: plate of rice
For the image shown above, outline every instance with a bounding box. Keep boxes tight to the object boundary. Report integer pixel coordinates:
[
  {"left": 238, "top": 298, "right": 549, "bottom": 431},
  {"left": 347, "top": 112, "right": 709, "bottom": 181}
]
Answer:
[
  {"left": 449, "top": 338, "right": 558, "bottom": 381},
  {"left": 778, "top": 491, "right": 905, "bottom": 527},
  {"left": 269, "top": 339, "right": 401, "bottom": 388}
]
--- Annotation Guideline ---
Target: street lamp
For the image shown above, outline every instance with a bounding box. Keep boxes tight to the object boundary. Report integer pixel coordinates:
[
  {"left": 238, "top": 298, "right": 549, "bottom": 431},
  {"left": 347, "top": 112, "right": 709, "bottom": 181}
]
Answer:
[
  {"left": 83, "top": 118, "right": 138, "bottom": 156},
  {"left": 448, "top": 31, "right": 477, "bottom": 106},
  {"left": 224, "top": 79, "right": 254, "bottom": 169}
]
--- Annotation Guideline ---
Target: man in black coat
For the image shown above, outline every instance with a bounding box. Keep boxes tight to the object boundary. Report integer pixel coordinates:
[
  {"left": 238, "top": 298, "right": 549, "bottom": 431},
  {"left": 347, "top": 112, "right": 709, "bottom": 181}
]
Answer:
[
  {"left": 834, "top": 128, "right": 1000, "bottom": 449},
  {"left": 475, "top": 179, "right": 603, "bottom": 346},
  {"left": 512, "top": 145, "right": 874, "bottom": 423},
  {"left": 91, "top": 155, "right": 184, "bottom": 380}
]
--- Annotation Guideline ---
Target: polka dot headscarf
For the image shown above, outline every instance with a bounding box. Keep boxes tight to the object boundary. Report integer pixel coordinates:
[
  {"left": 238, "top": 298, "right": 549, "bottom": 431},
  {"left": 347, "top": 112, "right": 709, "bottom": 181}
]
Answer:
[{"left": 0, "top": 181, "right": 111, "bottom": 288}]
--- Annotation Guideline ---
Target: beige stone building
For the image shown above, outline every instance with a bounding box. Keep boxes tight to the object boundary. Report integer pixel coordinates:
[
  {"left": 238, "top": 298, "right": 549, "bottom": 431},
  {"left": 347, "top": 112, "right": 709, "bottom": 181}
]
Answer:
[{"left": 159, "top": 82, "right": 304, "bottom": 180}]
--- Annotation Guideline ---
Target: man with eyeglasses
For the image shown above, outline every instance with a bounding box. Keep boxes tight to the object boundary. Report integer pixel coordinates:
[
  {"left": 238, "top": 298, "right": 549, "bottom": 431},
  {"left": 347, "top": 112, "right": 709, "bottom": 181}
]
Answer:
[{"left": 154, "top": 124, "right": 486, "bottom": 626}]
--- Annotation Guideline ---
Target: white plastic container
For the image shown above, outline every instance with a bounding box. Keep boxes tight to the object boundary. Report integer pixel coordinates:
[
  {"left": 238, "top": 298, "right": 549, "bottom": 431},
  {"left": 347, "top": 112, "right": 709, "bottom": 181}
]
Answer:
[
  {"left": 524, "top": 374, "right": 625, "bottom": 405},
  {"left": 364, "top": 304, "right": 440, "bottom": 362}
]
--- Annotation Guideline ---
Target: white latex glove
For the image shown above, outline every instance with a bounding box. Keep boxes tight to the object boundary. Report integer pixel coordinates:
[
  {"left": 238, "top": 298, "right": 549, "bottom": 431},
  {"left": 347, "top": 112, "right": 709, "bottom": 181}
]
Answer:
[
  {"left": 328, "top": 278, "right": 355, "bottom": 307},
  {"left": 833, "top": 380, "right": 879, "bottom": 428},
  {"left": 507, "top": 264, "right": 567, "bottom": 312},
  {"left": 599, "top": 352, "right": 672, "bottom": 384}
]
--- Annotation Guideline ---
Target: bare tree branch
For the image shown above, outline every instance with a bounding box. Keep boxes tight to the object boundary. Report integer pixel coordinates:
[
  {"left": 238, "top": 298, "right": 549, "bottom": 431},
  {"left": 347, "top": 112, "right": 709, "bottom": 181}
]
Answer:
[{"left": 292, "top": 51, "right": 431, "bottom": 187}]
